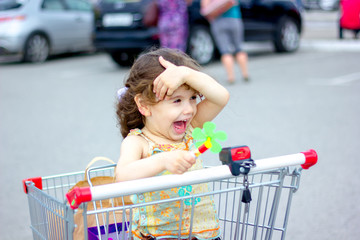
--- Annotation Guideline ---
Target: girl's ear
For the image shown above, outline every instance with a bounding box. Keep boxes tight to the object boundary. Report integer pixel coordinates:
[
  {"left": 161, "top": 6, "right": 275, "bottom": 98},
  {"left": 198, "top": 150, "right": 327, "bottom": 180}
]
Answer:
[{"left": 134, "top": 94, "right": 151, "bottom": 116}]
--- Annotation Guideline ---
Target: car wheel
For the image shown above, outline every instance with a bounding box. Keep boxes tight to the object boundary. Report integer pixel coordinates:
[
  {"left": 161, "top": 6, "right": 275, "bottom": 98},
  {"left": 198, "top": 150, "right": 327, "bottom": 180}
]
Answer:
[
  {"left": 187, "top": 25, "right": 215, "bottom": 65},
  {"left": 110, "top": 51, "right": 136, "bottom": 67},
  {"left": 23, "top": 33, "right": 50, "bottom": 63},
  {"left": 274, "top": 16, "right": 300, "bottom": 53}
]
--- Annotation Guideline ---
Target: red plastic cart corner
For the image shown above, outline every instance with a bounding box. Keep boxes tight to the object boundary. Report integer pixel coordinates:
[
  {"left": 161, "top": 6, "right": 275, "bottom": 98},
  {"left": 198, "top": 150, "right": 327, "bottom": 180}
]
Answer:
[
  {"left": 66, "top": 186, "right": 92, "bottom": 209},
  {"left": 22, "top": 177, "right": 42, "bottom": 194},
  {"left": 301, "top": 149, "right": 318, "bottom": 169}
]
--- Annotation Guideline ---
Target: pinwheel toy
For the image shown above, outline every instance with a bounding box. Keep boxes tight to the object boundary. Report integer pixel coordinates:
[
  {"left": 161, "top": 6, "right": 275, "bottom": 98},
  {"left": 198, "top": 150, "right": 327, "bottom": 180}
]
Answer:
[
  {"left": 192, "top": 121, "right": 227, "bottom": 157},
  {"left": 178, "top": 122, "right": 227, "bottom": 206}
]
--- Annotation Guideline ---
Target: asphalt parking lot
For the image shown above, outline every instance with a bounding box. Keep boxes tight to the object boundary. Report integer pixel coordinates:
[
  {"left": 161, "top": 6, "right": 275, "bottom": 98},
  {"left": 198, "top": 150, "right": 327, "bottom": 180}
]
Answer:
[{"left": 1, "top": 9, "right": 360, "bottom": 240}]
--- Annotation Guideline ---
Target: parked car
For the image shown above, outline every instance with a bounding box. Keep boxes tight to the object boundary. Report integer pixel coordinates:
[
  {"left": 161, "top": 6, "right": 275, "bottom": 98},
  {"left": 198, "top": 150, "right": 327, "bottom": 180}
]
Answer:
[
  {"left": 93, "top": 0, "right": 302, "bottom": 66},
  {"left": 339, "top": 0, "right": 360, "bottom": 39},
  {"left": 0, "top": 0, "right": 94, "bottom": 63},
  {"left": 302, "top": 0, "right": 339, "bottom": 11},
  {"left": 319, "top": 0, "right": 339, "bottom": 10}
]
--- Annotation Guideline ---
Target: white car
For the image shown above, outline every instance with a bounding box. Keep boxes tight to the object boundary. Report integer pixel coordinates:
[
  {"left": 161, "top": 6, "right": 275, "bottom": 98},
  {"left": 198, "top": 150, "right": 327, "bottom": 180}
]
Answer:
[
  {"left": 303, "top": 0, "right": 339, "bottom": 11},
  {"left": 318, "top": 0, "right": 339, "bottom": 10},
  {"left": 0, "top": 0, "right": 94, "bottom": 63}
]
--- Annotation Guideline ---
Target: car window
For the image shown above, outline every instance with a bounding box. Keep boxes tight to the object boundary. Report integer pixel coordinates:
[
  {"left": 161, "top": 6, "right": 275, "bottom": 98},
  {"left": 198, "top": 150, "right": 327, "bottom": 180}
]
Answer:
[
  {"left": 0, "top": 0, "right": 25, "bottom": 10},
  {"left": 65, "top": 0, "right": 92, "bottom": 11},
  {"left": 42, "top": 0, "right": 66, "bottom": 10}
]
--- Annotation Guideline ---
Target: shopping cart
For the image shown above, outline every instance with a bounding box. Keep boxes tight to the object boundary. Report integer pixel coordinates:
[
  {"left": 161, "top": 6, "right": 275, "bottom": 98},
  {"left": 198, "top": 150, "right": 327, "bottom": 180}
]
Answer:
[{"left": 23, "top": 148, "right": 317, "bottom": 240}]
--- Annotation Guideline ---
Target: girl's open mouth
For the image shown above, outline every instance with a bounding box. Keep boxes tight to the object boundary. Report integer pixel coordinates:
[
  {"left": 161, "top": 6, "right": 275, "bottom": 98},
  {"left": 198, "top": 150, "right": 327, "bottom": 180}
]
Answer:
[{"left": 173, "top": 120, "right": 187, "bottom": 134}]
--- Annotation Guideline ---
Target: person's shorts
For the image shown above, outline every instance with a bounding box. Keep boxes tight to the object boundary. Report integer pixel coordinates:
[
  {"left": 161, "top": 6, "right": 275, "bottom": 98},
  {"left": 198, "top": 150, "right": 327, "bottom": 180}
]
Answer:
[{"left": 210, "top": 17, "right": 244, "bottom": 55}]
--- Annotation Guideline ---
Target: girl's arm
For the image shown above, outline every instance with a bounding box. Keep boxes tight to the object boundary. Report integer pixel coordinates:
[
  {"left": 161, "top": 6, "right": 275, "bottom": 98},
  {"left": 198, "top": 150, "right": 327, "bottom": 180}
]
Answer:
[
  {"left": 116, "top": 135, "right": 195, "bottom": 182},
  {"left": 153, "top": 57, "right": 230, "bottom": 128}
]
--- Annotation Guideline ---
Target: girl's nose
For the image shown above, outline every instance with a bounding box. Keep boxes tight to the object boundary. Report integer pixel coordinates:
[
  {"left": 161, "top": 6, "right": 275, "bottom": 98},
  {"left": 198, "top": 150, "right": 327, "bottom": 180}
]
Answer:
[{"left": 183, "top": 101, "right": 195, "bottom": 115}]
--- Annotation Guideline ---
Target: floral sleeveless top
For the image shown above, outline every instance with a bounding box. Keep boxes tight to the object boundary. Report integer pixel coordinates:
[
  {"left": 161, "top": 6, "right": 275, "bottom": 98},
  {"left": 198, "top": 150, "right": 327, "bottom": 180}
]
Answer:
[{"left": 128, "top": 128, "right": 220, "bottom": 239}]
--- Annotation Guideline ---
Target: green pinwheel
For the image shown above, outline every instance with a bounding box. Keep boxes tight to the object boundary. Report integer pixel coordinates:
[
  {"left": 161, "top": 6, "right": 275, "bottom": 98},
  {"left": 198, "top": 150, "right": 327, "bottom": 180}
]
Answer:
[
  {"left": 192, "top": 121, "right": 227, "bottom": 155},
  {"left": 178, "top": 122, "right": 227, "bottom": 205}
]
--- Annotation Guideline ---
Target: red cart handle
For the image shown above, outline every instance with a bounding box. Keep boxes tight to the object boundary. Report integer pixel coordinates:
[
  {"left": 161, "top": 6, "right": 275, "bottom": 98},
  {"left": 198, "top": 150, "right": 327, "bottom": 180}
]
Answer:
[
  {"left": 301, "top": 149, "right": 318, "bottom": 169},
  {"left": 66, "top": 186, "right": 92, "bottom": 209}
]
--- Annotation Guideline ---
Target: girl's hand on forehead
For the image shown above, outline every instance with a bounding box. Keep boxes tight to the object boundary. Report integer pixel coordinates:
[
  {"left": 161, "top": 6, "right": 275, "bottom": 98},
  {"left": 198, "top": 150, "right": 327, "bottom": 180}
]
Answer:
[{"left": 153, "top": 56, "right": 191, "bottom": 100}]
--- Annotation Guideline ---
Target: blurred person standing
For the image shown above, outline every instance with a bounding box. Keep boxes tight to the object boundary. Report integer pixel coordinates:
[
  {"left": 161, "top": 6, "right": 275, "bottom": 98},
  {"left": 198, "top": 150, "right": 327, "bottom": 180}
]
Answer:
[
  {"left": 157, "top": 0, "right": 193, "bottom": 52},
  {"left": 201, "top": 0, "right": 249, "bottom": 84}
]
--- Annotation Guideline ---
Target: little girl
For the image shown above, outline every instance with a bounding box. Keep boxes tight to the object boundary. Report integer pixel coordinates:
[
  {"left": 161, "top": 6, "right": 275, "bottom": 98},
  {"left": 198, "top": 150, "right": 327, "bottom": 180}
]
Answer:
[{"left": 115, "top": 48, "right": 229, "bottom": 240}]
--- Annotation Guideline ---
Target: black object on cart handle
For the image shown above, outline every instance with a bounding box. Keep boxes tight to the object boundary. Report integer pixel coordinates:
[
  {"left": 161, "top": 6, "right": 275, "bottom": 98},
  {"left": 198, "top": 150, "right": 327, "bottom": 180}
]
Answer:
[{"left": 219, "top": 145, "right": 256, "bottom": 176}]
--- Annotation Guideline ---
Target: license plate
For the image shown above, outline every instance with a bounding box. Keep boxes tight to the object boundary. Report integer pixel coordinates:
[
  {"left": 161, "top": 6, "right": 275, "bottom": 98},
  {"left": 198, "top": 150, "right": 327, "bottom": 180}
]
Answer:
[{"left": 103, "top": 13, "right": 133, "bottom": 27}]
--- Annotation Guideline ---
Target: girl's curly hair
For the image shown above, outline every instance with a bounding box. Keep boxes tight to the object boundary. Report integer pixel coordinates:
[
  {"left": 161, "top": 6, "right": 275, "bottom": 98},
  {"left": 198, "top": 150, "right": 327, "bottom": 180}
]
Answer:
[{"left": 116, "top": 48, "right": 201, "bottom": 138}]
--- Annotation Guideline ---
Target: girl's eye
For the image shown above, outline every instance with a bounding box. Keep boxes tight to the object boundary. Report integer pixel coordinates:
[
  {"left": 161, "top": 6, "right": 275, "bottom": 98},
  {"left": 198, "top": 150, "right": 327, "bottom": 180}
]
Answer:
[
  {"left": 190, "top": 95, "right": 197, "bottom": 101},
  {"left": 174, "top": 99, "right": 181, "bottom": 103}
]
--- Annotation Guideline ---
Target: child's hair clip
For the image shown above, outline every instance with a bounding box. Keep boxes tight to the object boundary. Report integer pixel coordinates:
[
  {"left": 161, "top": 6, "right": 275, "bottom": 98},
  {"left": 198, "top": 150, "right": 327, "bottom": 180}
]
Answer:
[{"left": 117, "top": 87, "right": 128, "bottom": 101}]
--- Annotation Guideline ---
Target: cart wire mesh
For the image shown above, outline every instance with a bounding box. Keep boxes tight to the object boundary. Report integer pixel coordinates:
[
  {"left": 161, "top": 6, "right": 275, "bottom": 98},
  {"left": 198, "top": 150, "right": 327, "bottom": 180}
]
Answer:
[
  {"left": 24, "top": 166, "right": 115, "bottom": 240},
  {"left": 24, "top": 165, "right": 302, "bottom": 240}
]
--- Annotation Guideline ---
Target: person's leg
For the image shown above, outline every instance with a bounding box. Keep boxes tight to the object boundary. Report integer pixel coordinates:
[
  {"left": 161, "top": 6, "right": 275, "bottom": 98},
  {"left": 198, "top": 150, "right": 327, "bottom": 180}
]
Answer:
[
  {"left": 354, "top": 29, "right": 360, "bottom": 39},
  {"left": 211, "top": 18, "right": 236, "bottom": 83},
  {"left": 232, "top": 19, "right": 249, "bottom": 81},
  {"left": 235, "top": 51, "right": 249, "bottom": 81},
  {"left": 221, "top": 54, "right": 235, "bottom": 83}
]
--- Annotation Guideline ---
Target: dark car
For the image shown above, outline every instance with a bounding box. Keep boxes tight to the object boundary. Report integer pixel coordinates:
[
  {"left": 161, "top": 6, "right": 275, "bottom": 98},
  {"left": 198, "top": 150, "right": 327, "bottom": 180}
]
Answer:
[{"left": 93, "top": 0, "right": 302, "bottom": 66}]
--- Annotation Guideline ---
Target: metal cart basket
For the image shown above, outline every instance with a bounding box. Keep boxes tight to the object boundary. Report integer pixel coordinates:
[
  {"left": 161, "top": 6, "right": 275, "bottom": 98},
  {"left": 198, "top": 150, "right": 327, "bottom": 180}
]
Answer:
[{"left": 23, "top": 149, "right": 317, "bottom": 240}]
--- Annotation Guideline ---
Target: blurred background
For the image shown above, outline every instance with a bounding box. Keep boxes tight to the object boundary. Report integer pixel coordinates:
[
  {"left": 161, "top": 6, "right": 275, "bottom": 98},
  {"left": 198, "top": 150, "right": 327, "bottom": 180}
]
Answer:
[{"left": 1, "top": 0, "right": 360, "bottom": 239}]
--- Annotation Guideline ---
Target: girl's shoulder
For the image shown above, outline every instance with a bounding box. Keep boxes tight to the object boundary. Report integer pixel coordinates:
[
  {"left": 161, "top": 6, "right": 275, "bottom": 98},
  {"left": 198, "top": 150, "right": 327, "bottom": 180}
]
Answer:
[
  {"left": 128, "top": 128, "right": 154, "bottom": 144},
  {"left": 122, "top": 129, "right": 149, "bottom": 153},
  {"left": 123, "top": 129, "right": 145, "bottom": 144}
]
